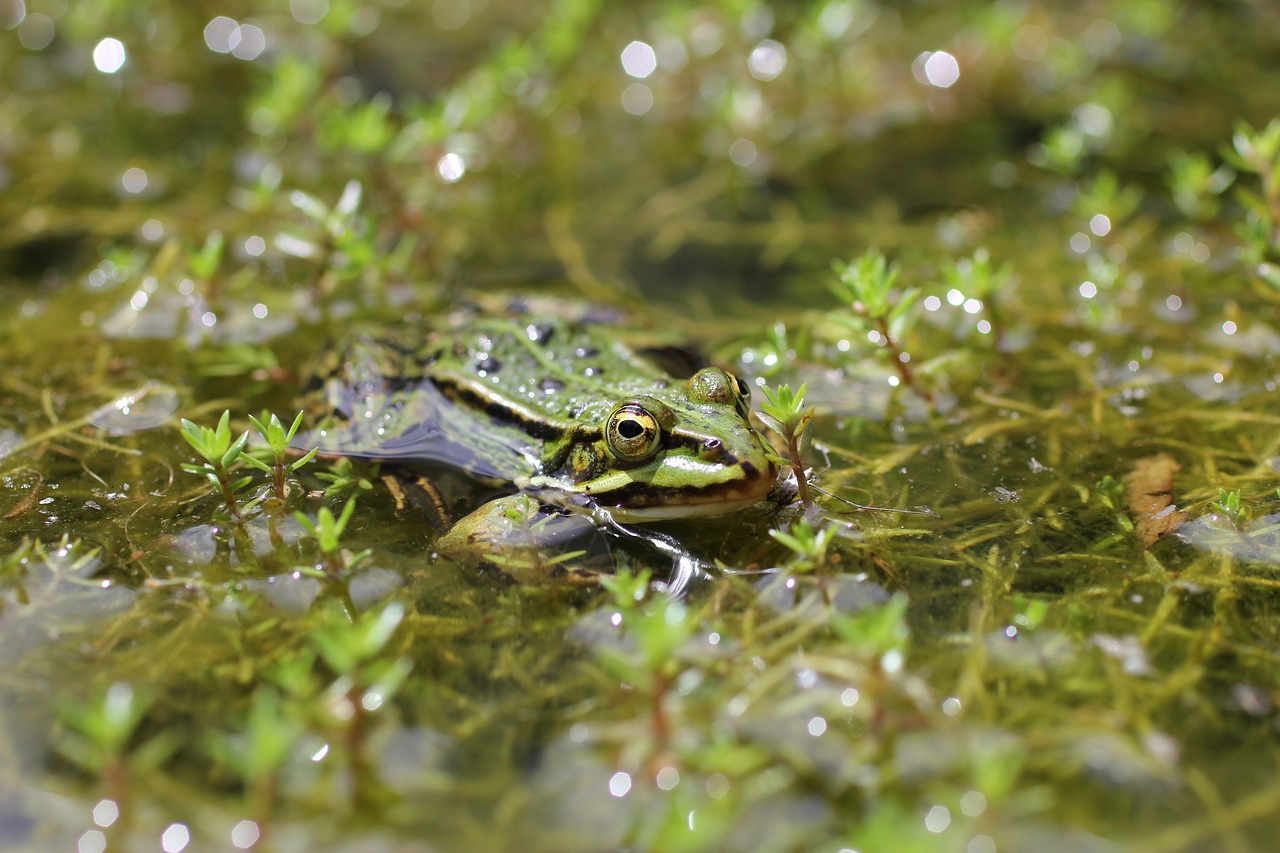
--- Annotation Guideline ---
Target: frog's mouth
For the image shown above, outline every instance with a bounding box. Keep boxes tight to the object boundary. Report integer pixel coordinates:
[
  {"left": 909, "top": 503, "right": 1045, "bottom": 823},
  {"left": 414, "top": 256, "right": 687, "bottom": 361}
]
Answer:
[{"left": 594, "top": 460, "right": 781, "bottom": 523}]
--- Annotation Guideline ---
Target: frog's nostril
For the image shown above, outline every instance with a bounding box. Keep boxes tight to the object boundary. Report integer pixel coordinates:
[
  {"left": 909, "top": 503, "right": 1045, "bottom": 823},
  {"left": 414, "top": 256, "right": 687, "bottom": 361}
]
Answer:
[{"left": 702, "top": 437, "right": 723, "bottom": 460}]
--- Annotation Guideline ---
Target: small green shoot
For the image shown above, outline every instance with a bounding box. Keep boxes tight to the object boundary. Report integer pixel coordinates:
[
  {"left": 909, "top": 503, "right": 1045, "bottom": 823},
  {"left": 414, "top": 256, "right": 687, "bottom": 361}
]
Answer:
[
  {"left": 180, "top": 410, "right": 254, "bottom": 519},
  {"left": 768, "top": 517, "right": 836, "bottom": 575},
  {"left": 1222, "top": 119, "right": 1280, "bottom": 292},
  {"left": 308, "top": 600, "right": 413, "bottom": 801},
  {"left": 1211, "top": 487, "right": 1244, "bottom": 525},
  {"left": 206, "top": 687, "right": 300, "bottom": 820},
  {"left": 1167, "top": 150, "right": 1234, "bottom": 221},
  {"left": 294, "top": 498, "right": 370, "bottom": 579},
  {"left": 1030, "top": 124, "right": 1088, "bottom": 175},
  {"left": 596, "top": 569, "right": 695, "bottom": 751},
  {"left": 831, "top": 250, "right": 932, "bottom": 404},
  {"left": 829, "top": 592, "right": 910, "bottom": 663},
  {"left": 57, "top": 683, "right": 178, "bottom": 803},
  {"left": 309, "top": 600, "right": 410, "bottom": 681},
  {"left": 277, "top": 181, "right": 376, "bottom": 287},
  {"left": 757, "top": 382, "right": 815, "bottom": 508},
  {"left": 316, "top": 457, "right": 375, "bottom": 498},
  {"left": 0, "top": 539, "right": 31, "bottom": 595},
  {"left": 942, "top": 248, "right": 1014, "bottom": 347},
  {"left": 1074, "top": 170, "right": 1143, "bottom": 231},
  {"left": 187, "top": 230, "right": 226, "bottom": 283},
  {"left": 1089, "top": 474, "right": 1134, "bottom": 551},
  {"left": 599, "top": 567, "right": 698, "bottom": 675},
  {"left": 244, "top": 411, "right": 318, "bottom": 505}
]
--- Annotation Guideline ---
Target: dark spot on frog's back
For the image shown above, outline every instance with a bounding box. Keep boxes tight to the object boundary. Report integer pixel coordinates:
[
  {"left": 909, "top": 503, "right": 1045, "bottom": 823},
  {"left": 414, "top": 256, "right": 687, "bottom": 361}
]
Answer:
[
  {"left": 574, "top": 346, "right": 599, "bottom": 359},
  {"left": 475, "top": 354, "right": 501, "bottom": 373},
  {"left": 539, "top": 377, "right": 565, "bottom": 393}
]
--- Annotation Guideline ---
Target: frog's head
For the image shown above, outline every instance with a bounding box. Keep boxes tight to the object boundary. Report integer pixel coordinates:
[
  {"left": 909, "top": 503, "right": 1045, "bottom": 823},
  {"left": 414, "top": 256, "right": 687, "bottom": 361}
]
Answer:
[{"left": 572, "top": 367, "right": 779, "bottom": 522}]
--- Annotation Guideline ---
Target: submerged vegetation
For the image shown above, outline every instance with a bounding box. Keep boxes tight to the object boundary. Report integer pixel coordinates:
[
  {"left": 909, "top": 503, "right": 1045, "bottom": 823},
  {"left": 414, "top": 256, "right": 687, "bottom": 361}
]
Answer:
[{"left": 4, "top": 1, "right": 1280, "bottom": 851}]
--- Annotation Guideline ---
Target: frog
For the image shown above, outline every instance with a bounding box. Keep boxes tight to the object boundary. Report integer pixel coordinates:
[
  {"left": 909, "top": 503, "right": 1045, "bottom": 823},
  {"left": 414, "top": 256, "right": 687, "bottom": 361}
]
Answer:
[{"left": 302, "top": 303, "right": 780, "bottom": 581}]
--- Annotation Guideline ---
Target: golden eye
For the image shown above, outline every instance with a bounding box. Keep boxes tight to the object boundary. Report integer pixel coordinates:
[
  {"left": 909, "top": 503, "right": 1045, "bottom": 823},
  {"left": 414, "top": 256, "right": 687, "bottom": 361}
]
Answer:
[{"left": 605, "top": 403, "right": 662, "bottom": 462}]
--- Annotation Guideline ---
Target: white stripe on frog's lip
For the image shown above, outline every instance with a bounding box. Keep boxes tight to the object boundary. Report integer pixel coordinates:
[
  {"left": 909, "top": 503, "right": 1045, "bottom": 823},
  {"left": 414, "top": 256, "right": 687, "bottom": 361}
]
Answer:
[
  {"left": 596, "top": 491, "right": 774, "bottom": 522},
  {"left": 530, "top": 465, "right": 781, "bottom": 523}
]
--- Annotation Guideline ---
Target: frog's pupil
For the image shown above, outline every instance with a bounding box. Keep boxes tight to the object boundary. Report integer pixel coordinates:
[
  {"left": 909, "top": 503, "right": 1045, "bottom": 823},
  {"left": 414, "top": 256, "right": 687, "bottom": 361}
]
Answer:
[{"left": 617, "top": 419, "right": 645, "bottom": 439}]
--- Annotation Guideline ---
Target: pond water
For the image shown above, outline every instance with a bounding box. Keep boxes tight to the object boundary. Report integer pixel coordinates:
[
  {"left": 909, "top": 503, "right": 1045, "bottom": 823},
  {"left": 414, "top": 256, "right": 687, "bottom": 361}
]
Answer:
[{"left": 3, "top": 1, "right": 1280, "bottom": 851}]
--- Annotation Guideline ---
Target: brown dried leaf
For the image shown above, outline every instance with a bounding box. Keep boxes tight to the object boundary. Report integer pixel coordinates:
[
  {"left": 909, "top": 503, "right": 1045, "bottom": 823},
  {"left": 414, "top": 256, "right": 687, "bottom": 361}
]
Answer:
[{"left": 1122, "top": 453, "right": 1188, "bottom": 549}]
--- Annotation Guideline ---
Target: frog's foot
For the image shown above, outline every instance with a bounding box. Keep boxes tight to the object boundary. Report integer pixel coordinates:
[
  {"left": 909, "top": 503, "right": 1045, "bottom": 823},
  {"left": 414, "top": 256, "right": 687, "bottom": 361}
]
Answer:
[{"left": 435, "top": 494, "right": 610, "bottom": 586}]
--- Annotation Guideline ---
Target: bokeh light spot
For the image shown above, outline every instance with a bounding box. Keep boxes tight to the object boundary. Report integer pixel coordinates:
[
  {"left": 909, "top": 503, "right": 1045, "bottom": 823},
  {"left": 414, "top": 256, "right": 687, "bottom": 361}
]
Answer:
[
  {"left": 608, "top": 771, "right": 632, "bottom": 798},
  {"left": 0, "top": 0, "right": 25, "bottom": 30},
  {"left": 231, "top": 819, "right": 261, "bottom": 849},
  {"left": 291, "top": 0, "right": 328, "bottom": 25},
  {"left": 17, "top": 12, "right": 52, "bottom": 49},
  {"left": 232, "top": 24, "right": 266, "bottom": 60},
  {"left": 204, "top": 16, "right": 239, "bottom": 52},
  {"left": 915, "top": 51, "right": 960, "bottom": 88},
  {"left": 729, "top": 138, "right": 757, "bottom": 166},
  {"left": 432, "top": 0, "right": 470, "bottom": 30},
  {"left": 121, "top": 167, "right": 148, "bottom": 194},
  {"left": 960, "top": 790, "right": 988, "bottom": 817},
  {"left": 92, "top": 799, "right": 119, "bottom": 827},
  {"left": 161, "top": 823, "right": 191, "bottom": 853},
  {"left": 93, "top": 38, "right": 126, "bottom": 73},
  {"left": 748, "top": 39, "right": 786, "bottom": 81},
  {"left": 924, "top": 805, "right": 951, "bottom": 833},
  {"left": 77, "top": 830, "right": 106, "bottom": 853},
  {"left": 621, "top": 40, "right": 657, "bottom": 78},
  {"left": 437, "top": 152, "right": 466, "bottom": 183},
  {"left": 621, "top": 83, "right": 653, "bottom": 115}
]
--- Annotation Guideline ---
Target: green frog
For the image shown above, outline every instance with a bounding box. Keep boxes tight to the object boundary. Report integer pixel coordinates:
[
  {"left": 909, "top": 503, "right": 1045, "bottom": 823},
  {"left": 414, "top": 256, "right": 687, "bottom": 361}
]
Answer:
[{"left": 304, "top": 304, "right": 779, "bottom": 580}]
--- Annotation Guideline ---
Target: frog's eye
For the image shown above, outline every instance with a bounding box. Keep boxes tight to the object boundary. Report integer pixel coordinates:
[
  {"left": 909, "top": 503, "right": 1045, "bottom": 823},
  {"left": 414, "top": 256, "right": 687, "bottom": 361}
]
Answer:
[
  {"left": 605, "top": 403, "right": 663, "bottom": 462},
  {"left": 730, "top": 373, "right": 751, "bottom": 401}
]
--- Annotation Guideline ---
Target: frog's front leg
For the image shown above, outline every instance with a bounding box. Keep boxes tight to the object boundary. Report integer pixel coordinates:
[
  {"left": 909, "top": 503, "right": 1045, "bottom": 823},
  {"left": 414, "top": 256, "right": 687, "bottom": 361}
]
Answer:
[{"left": 435, "top": 494, "right": 607, "bottom": 586}]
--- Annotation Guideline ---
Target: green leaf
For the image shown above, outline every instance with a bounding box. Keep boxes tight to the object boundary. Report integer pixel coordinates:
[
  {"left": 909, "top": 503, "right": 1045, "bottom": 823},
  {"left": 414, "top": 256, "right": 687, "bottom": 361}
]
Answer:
[{"left": 289, "top": 447, "right": 320, "bottom": 471}]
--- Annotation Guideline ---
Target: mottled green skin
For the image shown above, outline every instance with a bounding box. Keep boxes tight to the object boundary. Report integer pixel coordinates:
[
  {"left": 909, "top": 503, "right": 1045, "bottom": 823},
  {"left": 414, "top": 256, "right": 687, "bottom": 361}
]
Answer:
[{"left": 308, "top": 311, "right": 778, "bottom": 521}]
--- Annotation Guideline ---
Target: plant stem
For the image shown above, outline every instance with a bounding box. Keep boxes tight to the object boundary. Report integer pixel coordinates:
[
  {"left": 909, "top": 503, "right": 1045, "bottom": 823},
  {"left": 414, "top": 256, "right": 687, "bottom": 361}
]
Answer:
[
  {"left": 787, "top": 432, "right": 813, "bottom": 508},
  {"left": 874, "top": 316, "right": 934, "bottom": 406}
]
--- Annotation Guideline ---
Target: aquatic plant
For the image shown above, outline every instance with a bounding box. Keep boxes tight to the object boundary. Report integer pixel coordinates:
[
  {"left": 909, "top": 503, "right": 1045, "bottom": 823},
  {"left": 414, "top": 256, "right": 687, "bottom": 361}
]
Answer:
[
  {"left": 294, "top": 498, "right": 370, "bottom": 585},
  {"left": 179, "top": 410, "right": 256, "bottom": 521},
  {"left": 830, "top": 250, "right": 932, "bottom": 405},
  {"left": 244, "top": 410, "right": 318, "bottom": 506},
  {"left": 757, "top": 382, "right": 815, "bottom": 508}
]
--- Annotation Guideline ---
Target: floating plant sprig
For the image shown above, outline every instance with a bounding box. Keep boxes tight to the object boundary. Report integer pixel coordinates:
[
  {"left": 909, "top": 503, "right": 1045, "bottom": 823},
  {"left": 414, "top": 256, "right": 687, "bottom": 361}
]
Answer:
[
  {"left": 757, "top": 382, "right": 815, "bottom": 509},
  {"left": 206, "top": 687, "right": 300, "bottom": 826},
  {"left": 1211, "top": 487, "right": 1245, "bottom": 527},
  {"left": 942, "top": 248, "right": 1014, "bottom": 348},
  {"left": 768, "top": 517, "right": 836, "bottom": 577},
  {"left": 315, "top": 457, "right": 375, "bottom": 498},
  {"left": 244, "top": 411, "right": 318, "bottom": 505},
  {"left": 1167, "top": 150, "right": 1234, "bottom": 222},
  {"left": 57, "top": 682, "right": 178, "bottom": 818},
  {"left": 831, "top": 250, "right": 933, "bottom": 405},
  {"left": 1222, "top": 118, "right": 1280, "bottom": 292},
  {"left": 180, "top": 410, "right": 255, "bottom": 520},
  {"left": 294, "top": 497, "right": 371, "bottom": 586}
]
